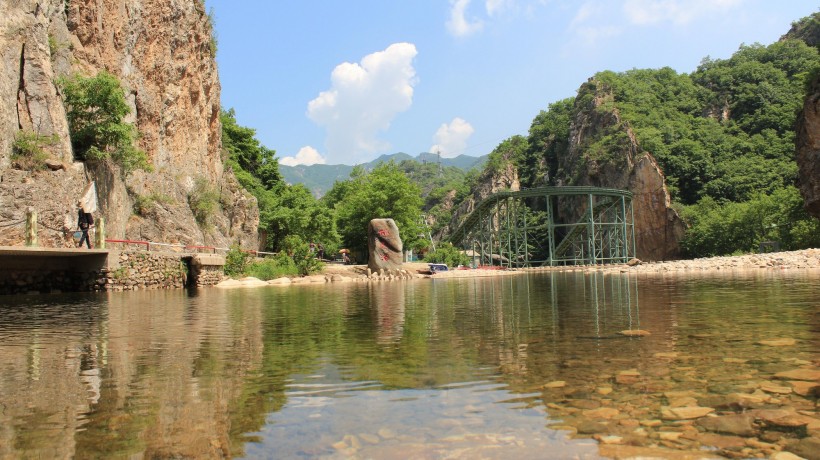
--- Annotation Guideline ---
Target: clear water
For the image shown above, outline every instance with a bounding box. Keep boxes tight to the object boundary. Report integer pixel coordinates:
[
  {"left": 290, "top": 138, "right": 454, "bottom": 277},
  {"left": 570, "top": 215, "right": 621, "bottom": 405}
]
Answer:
[{"left": 0, "top": 270, "right": 817, "bottom": 459}]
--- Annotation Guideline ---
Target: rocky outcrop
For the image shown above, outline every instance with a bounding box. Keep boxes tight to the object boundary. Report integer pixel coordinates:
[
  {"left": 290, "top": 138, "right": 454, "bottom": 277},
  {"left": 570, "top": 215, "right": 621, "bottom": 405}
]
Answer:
[
  {"left": 557, "top": 78, "right": 686, "bottom": 261},
  {"left": 781, "top": 12, "right": 820, "bottom": 47},
  {"left": 437, "top": 154, "right": 520, "bottom": 240},
  {"left": 0, "top": 0, "right": 258, "bottom": 249},
  {"left": 0, "top": 1, "right": 74, "bottom": 164},
  {"left": 66, "top": 0, "right": 222, "bottom": 181},
  {"left": 795, "top": 72, "right": 820, "bottom": 218},
  {"left": 438, "top": 78, "right": 683, "bottom": 261},
  {"left": 367, "top": 218, "right": 403, "bottom": 272}
]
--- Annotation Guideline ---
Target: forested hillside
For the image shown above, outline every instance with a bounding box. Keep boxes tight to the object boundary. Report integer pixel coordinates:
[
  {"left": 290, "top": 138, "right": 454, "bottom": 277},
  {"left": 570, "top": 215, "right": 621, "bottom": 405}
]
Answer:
[
  {"left": 279, "top": 152, "right": 486, "bottom": 198},
  {"left": 457, "top": 13, "right": 820, "bottom": 257},
  {"left": 225, "top": 13, "right": 820, "bottom": 260}
]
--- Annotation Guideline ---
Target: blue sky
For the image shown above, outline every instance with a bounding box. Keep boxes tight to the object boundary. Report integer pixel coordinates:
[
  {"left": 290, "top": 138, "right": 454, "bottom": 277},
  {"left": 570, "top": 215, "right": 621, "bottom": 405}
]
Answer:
[{"left": 204, "top": 0, "right": 816, "bottom": 166}]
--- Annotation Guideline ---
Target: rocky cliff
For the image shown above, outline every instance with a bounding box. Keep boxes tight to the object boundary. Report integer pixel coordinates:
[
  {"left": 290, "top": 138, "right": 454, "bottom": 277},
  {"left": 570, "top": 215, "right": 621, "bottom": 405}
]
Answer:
[
  {"left": 796, "top": 72, "right": 820, "bottom": 218},
  {"left": 441, "top": 77, "right": 684, "bottom": 261},
  {"left": 0, "top": 0, "right": 258, "bottom": 248},
  {"left": 435, "top": 154, "right": 520, "bottom": 241},
  {"left": 557, "top": 78, "right": 685, "bottom": 261}
]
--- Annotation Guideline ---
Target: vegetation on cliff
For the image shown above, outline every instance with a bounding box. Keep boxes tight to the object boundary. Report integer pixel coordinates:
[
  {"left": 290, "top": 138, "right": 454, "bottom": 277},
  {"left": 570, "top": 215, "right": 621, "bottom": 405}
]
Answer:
[
  {"left": 11, "top": 131, "right": 59, "bottom": 170},
  {"left": 60, "top": 71, "right": 150, "bottom": 174},
  {"left": 223, "top": 13, "right": 820, "bottom": 261},
  {"left": 221, "top": 109, "right": 334, "bottom": 252},
  {"left": 452, "top": 15, "right": 820, "bottom": 257}
]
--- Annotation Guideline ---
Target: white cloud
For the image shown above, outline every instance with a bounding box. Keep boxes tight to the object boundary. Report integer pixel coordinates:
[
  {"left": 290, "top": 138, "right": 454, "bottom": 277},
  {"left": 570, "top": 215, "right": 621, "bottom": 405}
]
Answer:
[
  {"left": 429, "top": 118, "right": 475, "bottom": 158},
  {"left": 624, "top": 0, "right": 743, "bottom": 26},
  {"left": 447, "top": 0, "right": 484, "bottom": 37},
  {"left": 565, "top": 0, "right": 744, "bottom": 50},
  {"left": 574, "top": 24, "right": 623, "bottom": 46},
  {"left": 307, "top": 43, "right": 418, "bottom": 164},
  {"left": 485, "top": 0, "right": 510, "bottom": 16},
  {"left": 280, "top": 146, "right": 327, "bottom": 166},
  {"left": 569, "top": 1, "right": 598, "bottom": 29}
]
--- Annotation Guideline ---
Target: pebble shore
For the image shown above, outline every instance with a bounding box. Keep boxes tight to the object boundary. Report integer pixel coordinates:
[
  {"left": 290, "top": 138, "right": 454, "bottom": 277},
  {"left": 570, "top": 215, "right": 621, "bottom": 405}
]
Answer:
[
  {"left": 602, "top": 248, "right": 820, "bottom": 274},
  {"left": 217, "top": 249, "right": 820, "bottom": 287}
]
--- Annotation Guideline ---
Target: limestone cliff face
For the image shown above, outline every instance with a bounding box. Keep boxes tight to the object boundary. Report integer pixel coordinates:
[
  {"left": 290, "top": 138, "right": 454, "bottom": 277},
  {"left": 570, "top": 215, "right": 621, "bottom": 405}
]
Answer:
[
  {"left": 558, "top": 78, "right": 685, "bottom": 261},
  {"left": 796, "top": 72, "right": 820, "bottom": 219},
  {"left": 438, "top": 78, "right": 683, "bottom": 261},
  {"left": 436, "top": 156, "right": 520, "bottom": 241},
  {"left": 0, "top": 0, "right": 258, "bottom": 248}
]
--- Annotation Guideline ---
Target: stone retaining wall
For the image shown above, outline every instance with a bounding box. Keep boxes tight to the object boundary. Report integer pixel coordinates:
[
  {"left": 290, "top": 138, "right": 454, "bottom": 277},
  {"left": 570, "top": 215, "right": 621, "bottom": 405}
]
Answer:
[
  {"left": 1, "top": 249, "right": 227, "bottom": 295},
  {"left": 0, "top": 269, "right": 97, "bottom": 295},
  {"left": 192, "top": 264, "right": 226, "bottom": 288},
  {"left": 101, "top": 252, "right": 188, "bottom": 291},
  {"left": 101, "top": 251, "right": 226, "bottom": 291}
]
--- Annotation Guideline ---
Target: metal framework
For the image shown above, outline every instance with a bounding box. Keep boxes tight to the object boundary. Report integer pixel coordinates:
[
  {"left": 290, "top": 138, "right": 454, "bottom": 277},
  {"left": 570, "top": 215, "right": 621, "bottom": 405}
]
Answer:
[{"left": 448, "top": 186, "right": 635, "bottom": 267}]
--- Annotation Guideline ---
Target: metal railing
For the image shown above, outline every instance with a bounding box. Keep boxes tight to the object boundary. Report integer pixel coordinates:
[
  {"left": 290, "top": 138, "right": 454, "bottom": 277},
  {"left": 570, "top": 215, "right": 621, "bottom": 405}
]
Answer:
[
  {"left": 104, "top": 239, "right": 276, "bottom": 256},
  {"left": 448, "top": 186, "right": 635, "bottom": 267}
]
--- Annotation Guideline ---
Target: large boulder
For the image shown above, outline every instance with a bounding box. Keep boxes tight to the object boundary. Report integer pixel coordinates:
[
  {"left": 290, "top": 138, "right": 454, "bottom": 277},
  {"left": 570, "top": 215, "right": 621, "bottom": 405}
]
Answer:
[{"left": 367, "top": 218, "right": 403, "bottom": 272}]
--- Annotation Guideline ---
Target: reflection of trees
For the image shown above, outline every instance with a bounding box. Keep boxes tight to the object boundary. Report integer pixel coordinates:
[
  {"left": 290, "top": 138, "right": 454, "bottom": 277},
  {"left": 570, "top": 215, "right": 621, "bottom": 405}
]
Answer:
[
  {"left": 2, "top": 272, "right": 816, "bottom": 458},
  {"left": 0, "top": 289, "right": 270, "bottom": 459},
  {"left": 227, "top": 286, "right": 351, "bottom": 451},
  {"left": 333, "top": 282, "right": 481, "bottom": 388}
]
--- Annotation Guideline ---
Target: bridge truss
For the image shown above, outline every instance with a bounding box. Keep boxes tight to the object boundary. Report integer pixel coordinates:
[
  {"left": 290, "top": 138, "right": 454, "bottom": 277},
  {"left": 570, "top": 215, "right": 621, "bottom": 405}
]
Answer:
[{"left": 447, "top": 186, "right": 635, "bottom": 267}]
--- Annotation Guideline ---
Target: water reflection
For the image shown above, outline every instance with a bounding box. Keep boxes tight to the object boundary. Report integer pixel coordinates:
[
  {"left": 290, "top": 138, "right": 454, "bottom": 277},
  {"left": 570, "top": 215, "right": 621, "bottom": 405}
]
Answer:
[{"left": 0, "top": 270, "right": 817, "bottom": 458}]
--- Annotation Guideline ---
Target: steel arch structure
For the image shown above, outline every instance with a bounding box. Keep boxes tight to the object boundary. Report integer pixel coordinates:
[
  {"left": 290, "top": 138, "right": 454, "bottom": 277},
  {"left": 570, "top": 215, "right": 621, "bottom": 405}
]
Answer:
[{"left": 447, "top": 186, "right": 635, "bottom": 267}]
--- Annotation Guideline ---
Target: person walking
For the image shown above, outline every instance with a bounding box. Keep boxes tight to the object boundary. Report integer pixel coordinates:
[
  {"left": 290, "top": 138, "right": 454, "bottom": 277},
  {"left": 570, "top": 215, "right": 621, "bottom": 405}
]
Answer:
[{"left": 77, "top": 202, "right": 94, "bottom": 249}]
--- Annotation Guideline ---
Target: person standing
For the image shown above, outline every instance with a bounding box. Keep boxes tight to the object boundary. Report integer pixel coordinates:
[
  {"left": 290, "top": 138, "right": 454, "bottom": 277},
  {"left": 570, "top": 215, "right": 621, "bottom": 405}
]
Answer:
[{"left": 77, "top": 202, "right": 94, "bottom": 249}]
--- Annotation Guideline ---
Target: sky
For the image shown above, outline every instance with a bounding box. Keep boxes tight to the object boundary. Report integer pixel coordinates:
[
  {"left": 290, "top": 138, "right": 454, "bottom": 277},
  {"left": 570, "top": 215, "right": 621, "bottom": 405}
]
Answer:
[{"left": 204, "top": 0, "right": 816, "bottom": 166}]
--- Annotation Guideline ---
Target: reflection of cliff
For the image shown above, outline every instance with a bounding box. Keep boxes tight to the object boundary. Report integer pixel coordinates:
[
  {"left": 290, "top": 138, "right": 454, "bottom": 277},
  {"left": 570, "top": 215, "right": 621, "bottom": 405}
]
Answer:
[
  {"left": 0, "top": 290, "right": 265, "bottom": 459},
  {"left": 0, "top": 299, "right": 107, "bottom": 459}
]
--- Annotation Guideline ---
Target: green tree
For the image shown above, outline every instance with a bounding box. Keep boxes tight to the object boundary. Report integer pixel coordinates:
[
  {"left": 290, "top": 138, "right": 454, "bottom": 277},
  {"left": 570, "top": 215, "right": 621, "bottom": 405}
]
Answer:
[
  {"left": 524, "top": 98, "right": 574, "bottom": 187},
  {"left": 327, "top": 162, "right": 424, "bottom": 255},
  {"left": 60, "top": 71, "right": 150, "bottom": 173},
  {"left": 224, "top": 243, "right": 251, "bottom": 276},
  {"left": 680, "top": 187, "right": 820, "bottom": 257},
  {"left": 221, "top": 108, "right": 338, "bottom": 252},
  {"left": 263, "top": 184, "right": 337, "bottom": 250},
  {"left": 221, "top": 108, "right": 283, "bottom": 189},
  {"left": 424, "top": 242, "right": 470, "bottom": 267},
  {"left": 281, "top": 235, "right": 323, "bottom": 275},
  {"left": 486, "top": 135, "right": 528, "bottom": 174}
]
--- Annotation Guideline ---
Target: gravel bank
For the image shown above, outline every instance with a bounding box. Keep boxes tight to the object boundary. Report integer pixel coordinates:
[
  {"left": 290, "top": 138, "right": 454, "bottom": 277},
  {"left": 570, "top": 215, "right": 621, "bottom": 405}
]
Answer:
[{"left": 602, "top": 249, "right": 820, "bottom": 274}]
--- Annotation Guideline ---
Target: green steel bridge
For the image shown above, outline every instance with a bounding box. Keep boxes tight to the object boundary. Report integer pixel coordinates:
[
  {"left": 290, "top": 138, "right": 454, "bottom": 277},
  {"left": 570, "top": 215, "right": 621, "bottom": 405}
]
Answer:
[{"left": 447, "top": 186, "right": 635, "bottom": 267}]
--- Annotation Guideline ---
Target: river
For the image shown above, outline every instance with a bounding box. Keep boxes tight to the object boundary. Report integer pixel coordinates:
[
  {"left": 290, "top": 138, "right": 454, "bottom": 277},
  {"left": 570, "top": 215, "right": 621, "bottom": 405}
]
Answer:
[{"left": 0, "top": 270, "right": 818, "bottom": 459}]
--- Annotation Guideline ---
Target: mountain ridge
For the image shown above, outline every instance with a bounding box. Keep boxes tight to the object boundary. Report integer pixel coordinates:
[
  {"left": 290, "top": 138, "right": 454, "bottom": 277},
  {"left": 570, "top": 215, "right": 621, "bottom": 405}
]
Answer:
[{"left": 280, "top": 152, "right": 488, "bottom": 197}]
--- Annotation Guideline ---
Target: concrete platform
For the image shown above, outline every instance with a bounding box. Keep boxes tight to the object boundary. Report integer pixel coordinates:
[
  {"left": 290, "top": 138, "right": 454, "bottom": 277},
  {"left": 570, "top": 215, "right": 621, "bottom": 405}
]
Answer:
[
  {"left": 0, "top": 245, "right": 112, "bottom": 271},
  {"left": 0, "top": 246, "right": 109, "bottom": 257}
]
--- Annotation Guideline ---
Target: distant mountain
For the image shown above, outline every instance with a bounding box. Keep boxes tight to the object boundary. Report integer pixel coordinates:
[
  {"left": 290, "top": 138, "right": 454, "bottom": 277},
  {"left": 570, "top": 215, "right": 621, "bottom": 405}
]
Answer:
[{"left": 280, "top": 152, "right": 487, "bottom": 197}]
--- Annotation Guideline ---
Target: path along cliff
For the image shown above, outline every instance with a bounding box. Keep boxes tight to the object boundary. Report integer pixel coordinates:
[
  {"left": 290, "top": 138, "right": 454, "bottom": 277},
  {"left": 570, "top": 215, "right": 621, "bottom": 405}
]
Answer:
[{"left": 1, "top": 0, "right": 258, "bottom": 249}]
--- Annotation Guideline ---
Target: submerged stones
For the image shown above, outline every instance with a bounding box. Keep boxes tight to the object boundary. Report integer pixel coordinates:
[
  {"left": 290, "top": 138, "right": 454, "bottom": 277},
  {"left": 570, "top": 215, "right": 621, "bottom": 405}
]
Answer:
[
  {"left": 775, "top": 369, "right": 820, "bottom": 381},
  {"left": 759, "top": 338, "right": 798, "bottom": 347},
  {"left": 619, "top": 329, "right": 651, "bottom": 337},
  {"left": 529, "top": 353, "right": 820, "bottom": 460}
]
